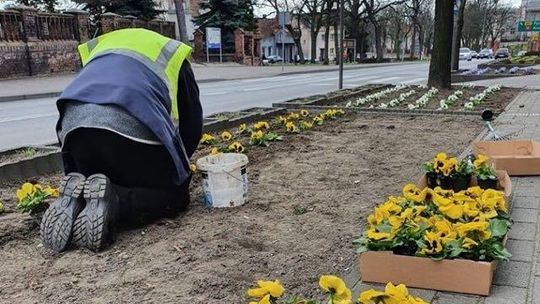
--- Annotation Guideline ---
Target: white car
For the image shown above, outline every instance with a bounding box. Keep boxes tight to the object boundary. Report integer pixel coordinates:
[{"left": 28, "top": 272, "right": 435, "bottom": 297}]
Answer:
[{"left": 459, "top": 48, "right": 472, "bottom": 61}]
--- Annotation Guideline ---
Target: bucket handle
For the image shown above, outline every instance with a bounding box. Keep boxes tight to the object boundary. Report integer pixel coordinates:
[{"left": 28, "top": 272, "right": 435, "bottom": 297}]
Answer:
[{"left": 222, "top": 169, "right": 246, "bottom": 184}]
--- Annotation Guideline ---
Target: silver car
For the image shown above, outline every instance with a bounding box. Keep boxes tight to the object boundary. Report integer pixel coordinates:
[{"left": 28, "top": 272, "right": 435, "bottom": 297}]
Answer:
[{"left": 459, "top": 48, "right": 472, "bottom": 61}]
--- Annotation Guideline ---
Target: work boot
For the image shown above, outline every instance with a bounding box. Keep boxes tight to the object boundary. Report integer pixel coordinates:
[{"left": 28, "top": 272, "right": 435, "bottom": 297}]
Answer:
[
  {"left": 40, "top": 173, "right": 86, "bottom": 252},
  {"left": 73, "top": 174, "right": 119, "bottom": 252}
]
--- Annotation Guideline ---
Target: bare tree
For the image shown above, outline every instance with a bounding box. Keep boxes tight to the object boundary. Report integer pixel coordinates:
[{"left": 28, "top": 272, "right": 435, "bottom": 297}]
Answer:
[
  {"left": 302, "top": 0, "right": 329, "bottom": 63},
  {"left": 362, "top": 0, "right": 406, "bottom": 61}
]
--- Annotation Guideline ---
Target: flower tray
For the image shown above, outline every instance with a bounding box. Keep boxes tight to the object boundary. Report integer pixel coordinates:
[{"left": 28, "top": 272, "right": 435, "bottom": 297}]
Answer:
[
  {"left": 358, "top": 250, "right": 497, "bottom": 295},
  {"left": 473, "top": 140, "right": 540, "bottom": 176},
  {"left": 417, "top": 170, "right": 512, "bottom": 199}
]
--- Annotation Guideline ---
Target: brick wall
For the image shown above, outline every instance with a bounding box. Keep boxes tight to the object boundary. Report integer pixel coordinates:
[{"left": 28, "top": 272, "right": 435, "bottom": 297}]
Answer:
[{"left": 0, "top": 7, "right": 177, "bottom": 79}]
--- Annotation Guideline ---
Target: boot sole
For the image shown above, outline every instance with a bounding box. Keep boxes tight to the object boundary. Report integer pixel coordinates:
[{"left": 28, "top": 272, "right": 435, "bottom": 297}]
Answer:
[
  {"left": 73, "top": 174, "right": 116, "bottom": 252},
  {"left": 40, "top": 173, "right": 85, "bottom": 252}
]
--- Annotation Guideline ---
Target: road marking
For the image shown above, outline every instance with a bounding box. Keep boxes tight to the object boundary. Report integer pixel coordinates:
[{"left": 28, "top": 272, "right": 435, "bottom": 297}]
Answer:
[
  {"left": 0, "top": 112, "right": 57, "bottom": 123},
  {"left": 201, "top": 91, "right": 230, "bottom": 96}
]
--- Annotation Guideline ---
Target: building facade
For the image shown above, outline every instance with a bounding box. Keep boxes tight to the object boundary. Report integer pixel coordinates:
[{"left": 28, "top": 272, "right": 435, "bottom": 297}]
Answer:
[{"left": 157, "top": 0, "right": 200, "bottom": 41}]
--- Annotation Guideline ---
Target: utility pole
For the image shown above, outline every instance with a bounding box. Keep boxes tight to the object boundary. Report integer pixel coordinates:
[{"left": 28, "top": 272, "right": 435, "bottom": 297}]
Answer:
[
  {"left": 338, "top": 0, "right": 344, "bottom": 89},
  {"left": 174, "top": 0, "right": 189, "bottom": 44}
]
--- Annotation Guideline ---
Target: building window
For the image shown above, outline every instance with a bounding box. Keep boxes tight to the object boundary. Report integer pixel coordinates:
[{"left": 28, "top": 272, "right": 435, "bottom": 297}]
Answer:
[
  {"left": 321, "top": 34, "right": 326, "bottom": 40},
  {"left": 330, "top": 48, "right": 334, "bottom": 54},
  {"left": 330, "top": 34, "right": 335, "bottom": 41},
  {"left": 510, "top": 28, "right": 516, "bottom": 35}
]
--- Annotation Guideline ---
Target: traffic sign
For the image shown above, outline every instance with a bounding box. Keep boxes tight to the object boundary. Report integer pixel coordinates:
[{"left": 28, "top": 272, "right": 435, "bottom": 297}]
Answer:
[
  {"left": 206, "top": 27, "right": 221, "bottom": 49},
  {"left": 518, "top": 21, "right": 540, "bottom": 32}
]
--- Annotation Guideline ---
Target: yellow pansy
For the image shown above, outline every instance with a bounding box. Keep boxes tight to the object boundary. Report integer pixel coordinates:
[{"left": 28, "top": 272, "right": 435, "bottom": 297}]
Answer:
[
  {"left": 313, "top": 115, "right": 324, "bottom": 125},
  {"left": 358, "top": 289, "right": 387, "bottom": 304},
  {"left": 249, "top": 294, "right": 271, "bottom": 304},
  {"left": 366, "top": 228, "right": 394, "bottom": 240},
  {"left": 43, "top": 186, "right": 60, "bottom": 197},
  {"left": 336, "top": 108, "right": 345, "bottom": 115},
  {"left": 388, "top": 216, "right": 404, "bottom": 231},
  {"left": 251, "top": 130, "right": 264, "bottom": 141},
  {"left": 421, "top": 231, "right": 443, "bottom": 254},
  {"left": 228, "top": 141, "right": 245, "bottom": 153},
  {"left": 200, "top": 133, "right": 216, "bottom": 144},
  {"left": 300, "top": 109, "right": 310, "bottom": 117},
  {"left": 238, "top": 123, "right": 248, "bottom": 133},
  {"left": 210, "top": 147, "right": 221, "bottom": 155},
  {"left": 403, "top": 184, "right": 428, "bottom": 203},
  {"left": 278, "top": 116, "right": 287, "bottom": 124},
  {"left": 440, "top": 157, "right": 457, "bottom": 176},
  {"left": 481, "top": 189, "right": 507, "bottom": 213},
  {"left": 247, "top": 280, "right": 284, "bottom": 298},
  {"left": 220, "top": 131, "right": 233, "bottom": 141},
  {"left": 319, "top": 275, "right": 351, "bottom": 301},
  {"left": 253, "top": 121, "right": 270, "bottom": 130},
  {"left": 439, "top": 203, "right": 464, "bottom": 220},
  {"left": 454, "top": 221, "right": 491, "bottom": 239},
  {"left": 189, "top": 164, "right": 197, "bottom": 172},
  {"left": 474, "top": 154, "right": 489, "bottom": 169},
  {"left": 431, "top": 188, "right": 454, "bottom": 207},
  {"left": 16, "top": 182, "right": 34, "bottom": 202},
  {"left": 462, "top": 237, "right": 479, "bottom": 249},
  {"left": 385, "top": 282, "right": 409, "bottom": 302},
  {"left": 285, "top": 121, "right": 298, "bottom": 133},
  {"left": 287, "top": 112, "right": 300, "bottom": 120},
  {"left": 463, "top": 201, "right": 480, "bottom": 217}
]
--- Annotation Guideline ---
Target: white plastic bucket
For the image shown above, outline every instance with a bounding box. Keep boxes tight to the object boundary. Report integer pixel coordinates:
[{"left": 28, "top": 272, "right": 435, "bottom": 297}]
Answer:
[{"left": 196, "top": 153, "right": 249, "bottom": 208}]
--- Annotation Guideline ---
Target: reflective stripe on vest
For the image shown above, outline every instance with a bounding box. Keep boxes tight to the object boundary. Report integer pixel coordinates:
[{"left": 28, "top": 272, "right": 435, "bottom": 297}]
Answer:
[{"left": 78, "top": 29, "right": 192, "bottom": 119}]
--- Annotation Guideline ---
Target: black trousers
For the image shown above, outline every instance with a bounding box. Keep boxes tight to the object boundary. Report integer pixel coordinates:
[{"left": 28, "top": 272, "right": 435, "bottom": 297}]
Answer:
[{"left": 62, "top": 128, "right": 192, "bottom": 225}]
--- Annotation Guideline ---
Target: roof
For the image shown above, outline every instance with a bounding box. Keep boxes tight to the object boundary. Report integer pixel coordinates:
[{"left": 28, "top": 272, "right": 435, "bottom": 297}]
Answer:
[{"left": 257, "top": 18, "right": 278, "bottom": 37}]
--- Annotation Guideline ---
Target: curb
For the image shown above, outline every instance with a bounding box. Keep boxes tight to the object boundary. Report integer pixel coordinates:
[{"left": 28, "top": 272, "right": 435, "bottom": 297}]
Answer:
[{"left": 0, "top": 92, "right": 61, "bottom": 103}]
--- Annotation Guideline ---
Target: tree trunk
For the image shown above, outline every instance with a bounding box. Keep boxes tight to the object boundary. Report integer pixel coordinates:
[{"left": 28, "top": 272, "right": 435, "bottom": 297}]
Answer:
[
  {"left": 410, "top": 28, "right": 416, "bottom": 59},
  {"left": 324, "top": 25, "right": 330, "bottom": 64},
  {"left": 428, "top": 0, "right": 453, "bottom": 89},
  {"left": 374, "top": 23, "right": 384, "bottom": 61},
  {"left": 451, "top": 0, "right": 467, "bottom": 71},
  {"left": 310, "top": 29, "right": 318, "bottom": 63},
  {"left": 174, "top": 0, "right": 189, "bottom": 43}
]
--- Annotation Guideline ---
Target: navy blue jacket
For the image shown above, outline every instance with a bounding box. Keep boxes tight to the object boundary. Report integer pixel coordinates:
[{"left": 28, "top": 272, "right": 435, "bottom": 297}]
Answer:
[{"left": 57, "top": 53, "right": 202, "bottom": 185}]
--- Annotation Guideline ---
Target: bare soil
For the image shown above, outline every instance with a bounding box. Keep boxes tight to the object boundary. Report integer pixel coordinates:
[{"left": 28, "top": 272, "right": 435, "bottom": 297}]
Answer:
[
  {"left": 0, "top": 113, "right": 483, "bottom": 303},
  {"left": 342, "top": 85, "right": 520, "bottom": 111}
]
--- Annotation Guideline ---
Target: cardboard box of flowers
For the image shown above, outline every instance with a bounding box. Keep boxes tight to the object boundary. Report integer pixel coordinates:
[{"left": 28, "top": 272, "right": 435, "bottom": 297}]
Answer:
[{"left": 355, "top": 153, "right": 512, "bottom": 296}]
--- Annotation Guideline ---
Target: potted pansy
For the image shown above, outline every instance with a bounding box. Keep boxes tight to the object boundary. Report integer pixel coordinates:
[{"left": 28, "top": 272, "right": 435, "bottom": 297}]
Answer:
[
  {"left": 422, "top": 153, "right": 457, "bottom": 190},
  {"left": 474, "top": 154, "right": 498, "bottom": 189},
  {"left": 452, "top": 158, "right": 474, "bottom": 192}
]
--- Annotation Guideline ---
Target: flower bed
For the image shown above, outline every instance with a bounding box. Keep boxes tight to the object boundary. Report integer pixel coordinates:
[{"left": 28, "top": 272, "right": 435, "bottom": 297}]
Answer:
[
  {"left": 0, "top": 114, "right": 485, "bottom": 303},
  {"left": 343, "top": 84, "right": 519, "bottom": 112}
]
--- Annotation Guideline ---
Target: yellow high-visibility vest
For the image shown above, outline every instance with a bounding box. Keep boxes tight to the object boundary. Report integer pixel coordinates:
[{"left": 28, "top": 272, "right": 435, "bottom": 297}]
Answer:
[{"left": 78, "top": 28, "right": 192, "bottom": 120}]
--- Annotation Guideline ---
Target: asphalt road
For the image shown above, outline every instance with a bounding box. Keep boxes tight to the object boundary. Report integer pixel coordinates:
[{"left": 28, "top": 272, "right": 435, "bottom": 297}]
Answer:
[{"left": 0, "top": 60, "right": 485, "bottom": 151}]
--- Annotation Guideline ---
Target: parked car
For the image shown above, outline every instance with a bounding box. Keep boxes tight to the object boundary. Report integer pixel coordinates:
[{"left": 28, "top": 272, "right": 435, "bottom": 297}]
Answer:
[
  {"left": 459, "top": 48, "right": 472, "bottom": 61},
  {"left": 517, "top": 50, "right": 527, "bottom": 57},
  {"left": 495, "top": 48, "right": 510, "bottom": 59},
  {"left": 478, "top": 48, "right": 494, "bottom": 59},
  {"left": 266, "top": 55, "right": 283, "bottom": 64},
  {"left": 470, "top": 50, "right": 478, "bottom": 59}
]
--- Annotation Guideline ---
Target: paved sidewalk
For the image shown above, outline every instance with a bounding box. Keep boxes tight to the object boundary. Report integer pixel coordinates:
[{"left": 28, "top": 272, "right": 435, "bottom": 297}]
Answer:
[
  {"left": 345, "top": 91, "right": 540, "bottom": 303},
  {"left": 0, "top": 62, "right": 416, "bottom": 101},
  {"left": 457, "top": 65, "right": 540, "bottom": 90}
]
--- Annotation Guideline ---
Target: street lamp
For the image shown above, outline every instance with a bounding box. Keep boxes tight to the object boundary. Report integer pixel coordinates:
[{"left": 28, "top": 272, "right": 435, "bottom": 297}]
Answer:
[{"left": 338, "top": 0, "right": 344, "bottom": 89}]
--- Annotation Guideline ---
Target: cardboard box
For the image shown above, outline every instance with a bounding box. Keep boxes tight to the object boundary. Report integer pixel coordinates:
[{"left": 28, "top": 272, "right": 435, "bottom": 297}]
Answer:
[
  {"left": 358, "top": 251, "right": 496, "bottom": 296},
  {"left": 358, "top": 171, "right": 512, "bottom": 295},
  {"left": 473, "top": 140, "right": 540, "bottom": 176},
  {"left": 417, "top": 170, "right": 512, "bottom": 199}
]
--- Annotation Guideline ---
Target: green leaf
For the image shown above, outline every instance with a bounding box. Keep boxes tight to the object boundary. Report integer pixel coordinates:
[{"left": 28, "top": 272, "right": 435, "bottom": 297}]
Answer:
[
  {"left": 376, "top": 221, "right": 393, "bottom": 233},
  {"left": 490, "top": 218, "right": 509, "bottom": 237},
  {"left": 445, "top": 240, "right": 464, "bottom": 258}
]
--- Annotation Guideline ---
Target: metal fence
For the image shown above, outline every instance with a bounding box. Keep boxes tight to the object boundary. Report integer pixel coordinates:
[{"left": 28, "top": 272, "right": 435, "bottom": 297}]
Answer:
[
  {"left": 0, "top": 10, "right": 23, "bottom": 41},
  {"left": 36, "top": 13, "right": 77, "bottom": 40}
]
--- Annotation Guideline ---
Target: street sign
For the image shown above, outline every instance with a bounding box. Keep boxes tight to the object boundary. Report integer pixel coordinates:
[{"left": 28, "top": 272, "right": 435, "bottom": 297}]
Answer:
[
  {"left": 518, "top": 21, "right": 540, "bottom": 32},
  {"left": 278, "top": 12, "right": 290, "bottom": 27},
  {"left": 206, "top": 27, "right": 221, "bottom": 49}
]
